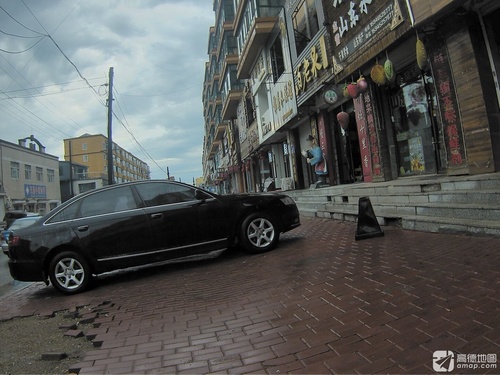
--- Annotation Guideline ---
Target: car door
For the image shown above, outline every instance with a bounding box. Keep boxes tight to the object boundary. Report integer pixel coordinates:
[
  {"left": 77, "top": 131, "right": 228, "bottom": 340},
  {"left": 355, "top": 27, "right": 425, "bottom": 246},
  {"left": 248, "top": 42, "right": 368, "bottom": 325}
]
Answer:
[
  {"left": 134, "top": 181, "right": 223, "bottom": 259},
  {"left": 70, "top": 185, "right": 154, "bottom": 271},
  {"left": 195, "top": 190, "right": 229, "bottom": 249}
]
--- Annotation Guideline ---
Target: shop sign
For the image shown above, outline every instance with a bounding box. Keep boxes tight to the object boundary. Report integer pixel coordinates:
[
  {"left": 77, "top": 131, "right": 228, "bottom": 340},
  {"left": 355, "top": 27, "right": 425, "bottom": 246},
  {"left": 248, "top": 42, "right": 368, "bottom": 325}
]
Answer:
[
  {"left": 25, "top": 184, "right": 47, "bottom": 199},
  {"left": 429, "top": 45, "right": 467, "bottom": 167},
  {"left": 271, "top": 79, "right": 296, "bottom": 130},
  {"left": 236, "top": 100, "right": 247, "bottom": 142},
  {"left": 271, "top": 9, "right": 297, "bottom": 130},
  {"left": 293, "top": 32, "right": 330, "bottom": 105},
  {"left": 317, "top": 112, "right": 329, "bottom": 168},
  {"left": 328, "top": 0, "right": 405, "bottom": 73},
  {"left": 353, "top": 95, "right": 373, "bottom": 182},
  {"left": 250, "top": 53, "right": 267, "bottom": 91}
]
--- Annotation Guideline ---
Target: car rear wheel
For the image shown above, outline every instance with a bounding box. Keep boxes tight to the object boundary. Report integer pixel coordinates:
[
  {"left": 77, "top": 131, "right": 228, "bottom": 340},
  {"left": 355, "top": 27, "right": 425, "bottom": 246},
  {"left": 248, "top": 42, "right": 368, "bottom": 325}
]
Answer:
[
  {"left": 240, "top": 213, "right": 279, "bottom": 254},
  {"left": 48, "top": 251, "right": 91, "bottom": 294}
]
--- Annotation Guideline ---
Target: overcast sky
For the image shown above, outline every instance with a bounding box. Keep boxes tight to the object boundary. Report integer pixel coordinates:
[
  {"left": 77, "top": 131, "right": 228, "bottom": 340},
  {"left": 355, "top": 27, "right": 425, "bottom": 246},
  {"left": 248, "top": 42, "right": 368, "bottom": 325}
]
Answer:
[{"left": 0, "top": 0, "right": 213, "bottom": 182}]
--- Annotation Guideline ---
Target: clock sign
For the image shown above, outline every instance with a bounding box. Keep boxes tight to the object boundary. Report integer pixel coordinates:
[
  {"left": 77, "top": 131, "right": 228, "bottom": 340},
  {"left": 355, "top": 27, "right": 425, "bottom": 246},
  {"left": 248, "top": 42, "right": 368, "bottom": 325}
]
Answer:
[{"left": 324, "top": 89, "right": 338, "bottom": 104}]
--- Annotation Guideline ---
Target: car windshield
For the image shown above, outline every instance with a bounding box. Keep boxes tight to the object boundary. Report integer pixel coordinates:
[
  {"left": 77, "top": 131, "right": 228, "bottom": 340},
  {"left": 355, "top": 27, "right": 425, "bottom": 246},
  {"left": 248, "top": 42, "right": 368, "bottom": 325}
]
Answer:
[{"left": 8, "top": 218, "right": 39, "bottom": 231}]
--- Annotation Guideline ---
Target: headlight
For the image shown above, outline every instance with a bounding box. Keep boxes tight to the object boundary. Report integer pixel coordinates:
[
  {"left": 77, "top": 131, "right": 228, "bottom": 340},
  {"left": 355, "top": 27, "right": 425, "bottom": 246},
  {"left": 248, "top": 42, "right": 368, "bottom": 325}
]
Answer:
[{"left": 280, "top": 196, "right": 295, "bottom": 205}]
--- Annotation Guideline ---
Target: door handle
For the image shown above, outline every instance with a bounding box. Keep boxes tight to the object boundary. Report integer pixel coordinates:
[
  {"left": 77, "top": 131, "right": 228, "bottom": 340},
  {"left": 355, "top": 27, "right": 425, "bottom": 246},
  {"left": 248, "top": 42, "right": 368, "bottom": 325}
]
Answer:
[
  {"left": 151, "top": 213, "right": 164, "bottom": 220},
  {"left": 77, "top": 225, "right": 89, "bottom": 232}
]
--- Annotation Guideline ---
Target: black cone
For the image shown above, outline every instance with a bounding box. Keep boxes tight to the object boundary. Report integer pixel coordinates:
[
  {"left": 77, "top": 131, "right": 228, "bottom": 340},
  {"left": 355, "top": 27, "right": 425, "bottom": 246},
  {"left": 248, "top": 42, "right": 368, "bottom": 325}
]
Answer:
[{"left": 355, "top": 196, "right": 384, "bottom": 241}]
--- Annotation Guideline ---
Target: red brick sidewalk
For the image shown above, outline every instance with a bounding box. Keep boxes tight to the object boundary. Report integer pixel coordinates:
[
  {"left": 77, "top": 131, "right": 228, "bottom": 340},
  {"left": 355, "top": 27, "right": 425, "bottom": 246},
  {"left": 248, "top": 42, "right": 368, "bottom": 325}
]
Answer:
[{"left": 0, "top": 218, "right": 498, "bottom": 374}]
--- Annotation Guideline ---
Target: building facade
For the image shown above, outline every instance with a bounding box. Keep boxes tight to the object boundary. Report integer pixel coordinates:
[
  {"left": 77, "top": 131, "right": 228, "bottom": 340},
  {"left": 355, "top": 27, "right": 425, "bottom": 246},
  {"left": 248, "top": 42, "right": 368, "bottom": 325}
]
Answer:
[
  {"left": 64, "top": 134, "right": 150, "bottom": 185},
  {"left": 59, "top": 161, "right": 105, "bottom": 202},
  {"left": 0, "top": 135, "right": 61, "bottom": 219},
  {"left": 202, "top": 0, "right": 500, "bottom": 193}
]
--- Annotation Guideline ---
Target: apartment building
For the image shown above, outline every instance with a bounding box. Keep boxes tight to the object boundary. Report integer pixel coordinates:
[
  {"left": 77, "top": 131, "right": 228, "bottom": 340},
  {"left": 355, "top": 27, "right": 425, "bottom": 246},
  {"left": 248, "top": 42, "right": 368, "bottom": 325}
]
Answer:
[
  {"left": 203, "top": 0, "right": 500, "bottom": 193},
  {"left": 63, "top": 134, "right": 150, "bottom": 184}
]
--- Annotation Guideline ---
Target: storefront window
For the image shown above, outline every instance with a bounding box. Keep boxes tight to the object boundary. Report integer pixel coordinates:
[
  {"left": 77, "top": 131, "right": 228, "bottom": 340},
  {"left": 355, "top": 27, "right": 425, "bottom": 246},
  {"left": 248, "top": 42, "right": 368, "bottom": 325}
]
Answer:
[{"left": 390, "top": 67, "right": 438, "bottom": 176}]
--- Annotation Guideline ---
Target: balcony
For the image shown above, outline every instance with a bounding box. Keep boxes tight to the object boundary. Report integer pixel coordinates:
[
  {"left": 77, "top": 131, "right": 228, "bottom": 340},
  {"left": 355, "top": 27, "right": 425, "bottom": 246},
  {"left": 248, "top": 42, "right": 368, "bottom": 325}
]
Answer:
[
  {"left": 215, "top": 122, "right": 227, "bottom": 141},
  {"left": 221, "top": 89, "right": 243, "bottom": 121},
  {"left": 237, "top": 17, "right": 278, "bottom": 79},
  {"left": 219, "top": 54, "right": 239, "bottom": 91},
  {"left": 209, "top": 139, "right": 221, "bottom": 157}
]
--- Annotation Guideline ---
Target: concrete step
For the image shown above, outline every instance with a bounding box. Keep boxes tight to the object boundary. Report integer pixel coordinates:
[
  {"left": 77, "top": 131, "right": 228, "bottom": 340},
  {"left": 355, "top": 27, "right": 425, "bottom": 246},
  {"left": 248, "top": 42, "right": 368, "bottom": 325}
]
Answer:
[
  {"left": 296, "top": 190, "right": 500, "bottom": 206},
  {"left": 303, "top": 207, "right": 500, "bottom": 237},
  {"left": 306, "top": 201, "right": 500, "bottom": 221},
  {"left": 400, "top": 215, "right": 500, "bottom": 237}
]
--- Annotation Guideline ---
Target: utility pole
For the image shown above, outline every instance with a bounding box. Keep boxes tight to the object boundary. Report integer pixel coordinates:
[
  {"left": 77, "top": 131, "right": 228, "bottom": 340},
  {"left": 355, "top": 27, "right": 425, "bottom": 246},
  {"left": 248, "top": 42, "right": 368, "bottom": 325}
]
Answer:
[
  {"left": 107, "top": 67, "right": 114, "bottom": 185},
  {"left": 167, "top": 166, "right": 170, "bottom": 180}
]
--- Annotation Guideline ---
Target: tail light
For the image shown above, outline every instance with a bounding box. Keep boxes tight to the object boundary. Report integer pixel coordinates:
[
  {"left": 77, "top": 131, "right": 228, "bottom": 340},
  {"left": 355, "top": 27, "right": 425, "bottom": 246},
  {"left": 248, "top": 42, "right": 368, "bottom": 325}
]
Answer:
[{"left": 9, "top": 235, "right": 20, "bottom": 247}]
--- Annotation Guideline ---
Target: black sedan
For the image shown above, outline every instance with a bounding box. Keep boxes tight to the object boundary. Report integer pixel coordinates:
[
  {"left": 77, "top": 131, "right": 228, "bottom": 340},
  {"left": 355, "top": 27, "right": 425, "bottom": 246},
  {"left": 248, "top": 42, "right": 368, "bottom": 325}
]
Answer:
[{"left": 6, "top": 180, "right": 300, "bottom": 294}]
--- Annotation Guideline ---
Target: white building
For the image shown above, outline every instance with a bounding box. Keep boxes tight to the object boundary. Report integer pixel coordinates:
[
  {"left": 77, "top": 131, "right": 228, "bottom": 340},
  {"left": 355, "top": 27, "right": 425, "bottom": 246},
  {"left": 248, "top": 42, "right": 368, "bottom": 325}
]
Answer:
[{"left": 0, "top": 135, "right": 61, "bottom": 219}]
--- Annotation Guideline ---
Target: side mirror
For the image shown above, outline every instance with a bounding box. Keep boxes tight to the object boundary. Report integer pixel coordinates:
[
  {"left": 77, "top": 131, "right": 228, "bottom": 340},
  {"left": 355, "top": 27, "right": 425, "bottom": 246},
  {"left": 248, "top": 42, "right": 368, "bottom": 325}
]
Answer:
[{"left": 195, "top": 189, "right": 208, "bottom": 202}]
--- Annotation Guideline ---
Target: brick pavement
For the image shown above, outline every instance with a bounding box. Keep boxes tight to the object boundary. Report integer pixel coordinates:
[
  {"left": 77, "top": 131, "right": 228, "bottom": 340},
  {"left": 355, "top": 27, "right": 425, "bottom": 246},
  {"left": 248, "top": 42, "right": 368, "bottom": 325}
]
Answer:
[{"left": 0, "top": 217, "right": 498, "bottom": 374}]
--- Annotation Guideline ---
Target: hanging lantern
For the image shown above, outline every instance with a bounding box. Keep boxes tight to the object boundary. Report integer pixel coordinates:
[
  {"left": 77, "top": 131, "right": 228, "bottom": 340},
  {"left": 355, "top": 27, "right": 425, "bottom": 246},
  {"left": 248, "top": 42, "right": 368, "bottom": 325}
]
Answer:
[
  {"left": 342, "top": 82, "right": 350, "bottom": 99},
  {"left": 416, "top": 37, "right": 428, "bottom": 71},
  {"left": 357, "top": 75, "right": 368, "bottom": 93},
  {"left": 347, "top": 82, "right": 360, "bottom": 99},
  {"left": 337, "top": 111, "right": 350, "bottom": 130},
  {"left": 384, "top": 58, "right": 395, "bottom": 83},
  {"left": 370, "top": 62, "right": 387, "bottom": 86}
]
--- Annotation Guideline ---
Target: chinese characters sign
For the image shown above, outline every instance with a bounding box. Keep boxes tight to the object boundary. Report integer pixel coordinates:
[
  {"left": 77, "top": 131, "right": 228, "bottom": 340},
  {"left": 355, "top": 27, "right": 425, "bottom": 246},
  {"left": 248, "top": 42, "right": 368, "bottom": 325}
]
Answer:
[
  {"left": 326, "top": 0, "right": 407, "bottom": 78},
  {"left": 430, "top": 44, "right": 466, "bottom": 167},
  {"left": 293, "top": 32, "right": 330, "bottom": 105},
  {"left": 25, "top": 184, "right": 47, "bottom": 199},
  {"left": 363, "top": 92, "right": 382, "bottom": 176},
  {"left": 353, "top": 95, "right": 373, "bottom": 182}
]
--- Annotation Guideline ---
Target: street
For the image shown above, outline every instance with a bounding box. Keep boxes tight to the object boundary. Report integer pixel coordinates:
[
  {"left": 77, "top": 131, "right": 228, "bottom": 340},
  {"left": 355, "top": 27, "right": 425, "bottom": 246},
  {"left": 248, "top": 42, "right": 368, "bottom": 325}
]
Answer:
[{"left": 0, "top": 217, "right": 498, "bottom": 374}]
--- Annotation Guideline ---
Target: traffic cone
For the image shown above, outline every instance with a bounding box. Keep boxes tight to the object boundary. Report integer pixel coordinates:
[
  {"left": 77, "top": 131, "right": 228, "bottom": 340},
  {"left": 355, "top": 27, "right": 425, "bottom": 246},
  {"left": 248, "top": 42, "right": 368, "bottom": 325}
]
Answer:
[{"left": 355, "top": 196, "right": 384, "bottom": 241}]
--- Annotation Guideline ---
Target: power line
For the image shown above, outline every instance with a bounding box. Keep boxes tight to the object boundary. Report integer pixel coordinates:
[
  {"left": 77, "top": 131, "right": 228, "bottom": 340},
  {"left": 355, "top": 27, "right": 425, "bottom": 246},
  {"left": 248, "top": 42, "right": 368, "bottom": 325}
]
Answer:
[
  {"left": 111, "top": 88, "right": 166, "bottom": 174},
  {"left": 0, "top": 77, "right": 104, "bottom": 95},
  {"left": 0, "top": 4, "right": 47, "bottom": 36},
  {"left": 0, "top": 28, "right": 45, "bottom": 38},
  {"left": 20, "top": 0, "right": 106, "bottom": 107},
  {"left": 0, "top": 84, "right": 100, "bottom": 100},
  {"left": 0, "top": 36, "right": 47, "bottom": 54}
]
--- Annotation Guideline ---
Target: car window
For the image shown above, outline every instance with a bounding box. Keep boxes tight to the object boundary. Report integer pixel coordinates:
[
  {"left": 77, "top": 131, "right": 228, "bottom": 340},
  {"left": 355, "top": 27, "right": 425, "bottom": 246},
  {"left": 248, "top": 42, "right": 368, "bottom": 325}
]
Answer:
[
  {"left": 135, "top": 182, "right": 196, "bottom": 207},
  {"left": 48, "top": 202, "right": 80, "bottom": 224},
  {"left": 79, "top": 186, "right": 138, "bottom": 218},
  {"left": 9, "top": 218, "right": 39, "bottom": 230}
]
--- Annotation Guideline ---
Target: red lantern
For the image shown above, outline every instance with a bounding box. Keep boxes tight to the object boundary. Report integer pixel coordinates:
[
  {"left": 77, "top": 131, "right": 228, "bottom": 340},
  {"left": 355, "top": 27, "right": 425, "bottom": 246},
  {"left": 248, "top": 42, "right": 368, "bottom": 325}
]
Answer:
[
  {"left": 347, "top": 83, "right": 359, "bottom": 99},
  {"left": 337, "top": 111, "right": 349, "bottom": 130},
  {"left": 357, "top": 75, "right": 368, "bottom": 93}
]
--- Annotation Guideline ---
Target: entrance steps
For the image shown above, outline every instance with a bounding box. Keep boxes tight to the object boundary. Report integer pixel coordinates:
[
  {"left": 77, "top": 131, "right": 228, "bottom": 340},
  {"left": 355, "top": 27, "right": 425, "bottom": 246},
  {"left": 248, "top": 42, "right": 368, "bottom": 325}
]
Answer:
[{"left": 285, "top": 173, "right": 500, "bottom": 237}]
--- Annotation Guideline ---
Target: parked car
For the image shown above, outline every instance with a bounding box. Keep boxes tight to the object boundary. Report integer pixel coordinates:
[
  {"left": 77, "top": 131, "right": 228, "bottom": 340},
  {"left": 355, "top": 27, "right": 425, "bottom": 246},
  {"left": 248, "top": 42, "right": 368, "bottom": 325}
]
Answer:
[
  {"left": 1, "top": 216, "right": 41, "bottom": 254},
  {"left": 3, "top": 211, "right": 40, "bottom": 229},
  {"left": 6, "top": 180, "right": 300, "bottom": 294}
]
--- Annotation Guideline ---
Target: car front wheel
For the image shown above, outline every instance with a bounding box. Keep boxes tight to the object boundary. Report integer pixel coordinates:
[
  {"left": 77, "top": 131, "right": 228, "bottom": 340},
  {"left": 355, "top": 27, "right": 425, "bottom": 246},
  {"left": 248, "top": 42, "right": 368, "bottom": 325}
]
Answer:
[
  {"left": 48, "top": 251, "right": 91, "bottom": 294},
  {"left": 240, "top": 213, "right": 279, "bottom": 254}
]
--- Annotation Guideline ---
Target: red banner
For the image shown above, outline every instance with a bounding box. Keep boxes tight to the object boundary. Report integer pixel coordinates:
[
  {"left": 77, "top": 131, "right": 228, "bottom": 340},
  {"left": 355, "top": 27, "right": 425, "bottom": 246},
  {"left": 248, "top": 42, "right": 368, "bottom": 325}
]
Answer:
[{"left": 353, "top": 95, "right": 373, "bottom": 182}]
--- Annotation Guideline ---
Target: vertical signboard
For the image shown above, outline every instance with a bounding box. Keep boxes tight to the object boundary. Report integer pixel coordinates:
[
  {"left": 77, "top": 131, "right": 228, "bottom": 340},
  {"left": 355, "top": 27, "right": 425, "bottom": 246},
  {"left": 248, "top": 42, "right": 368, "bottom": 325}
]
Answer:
[
  {"left": 270, "top": 9, "right": 297, "bottom": 131},
  {"left": 429, "top": 42, "right": 467, "bottom": 168},
  {"left": 363, "top": 92, "right": 382, "bottom": 177},
  {"left": 353, "top": 95, "right": 373, "bottom": 182}
]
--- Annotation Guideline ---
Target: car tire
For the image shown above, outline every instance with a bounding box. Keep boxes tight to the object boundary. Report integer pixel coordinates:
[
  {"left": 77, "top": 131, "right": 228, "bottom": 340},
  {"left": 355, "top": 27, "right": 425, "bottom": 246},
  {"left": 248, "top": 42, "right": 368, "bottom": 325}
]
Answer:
[
  {"left": 48, "top": 251, "right": 92, "bottom": 295},
  {"left": 240, "top": 212, "right": 279, "bottom": 254}
]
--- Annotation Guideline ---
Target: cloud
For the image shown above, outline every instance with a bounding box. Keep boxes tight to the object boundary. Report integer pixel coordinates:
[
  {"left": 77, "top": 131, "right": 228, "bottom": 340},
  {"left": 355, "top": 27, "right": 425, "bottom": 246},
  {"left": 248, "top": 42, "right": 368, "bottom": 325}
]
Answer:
[{"left": 0, "top": 0, "right": 212, "bottom": 182}]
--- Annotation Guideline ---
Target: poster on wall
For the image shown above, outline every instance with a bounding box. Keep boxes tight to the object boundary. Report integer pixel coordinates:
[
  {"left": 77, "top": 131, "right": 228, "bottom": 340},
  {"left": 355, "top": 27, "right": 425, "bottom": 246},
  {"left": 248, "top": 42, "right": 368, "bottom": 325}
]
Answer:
[{"left": 408, "top": 136, "right": 425, "bottom": 172}]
